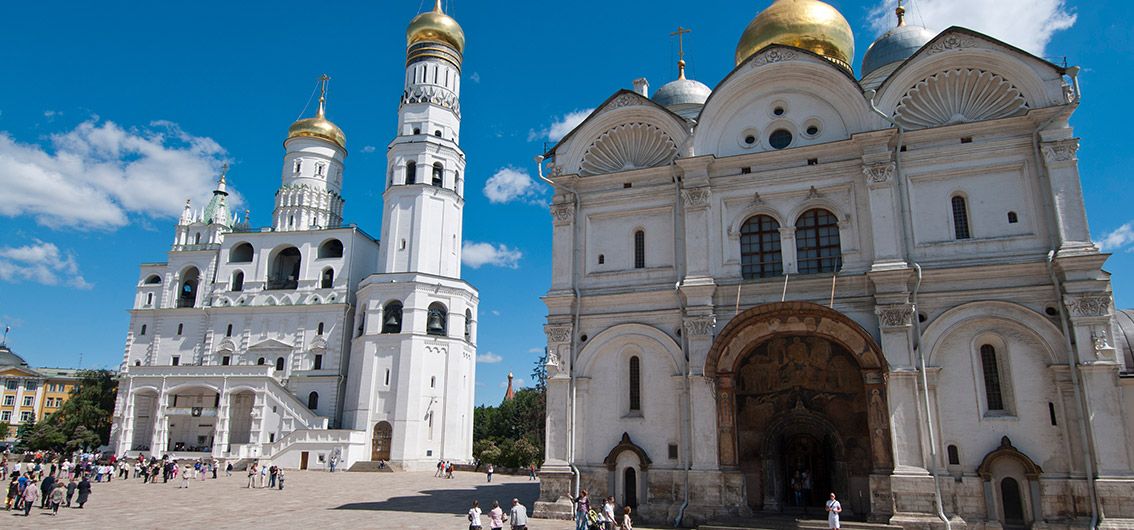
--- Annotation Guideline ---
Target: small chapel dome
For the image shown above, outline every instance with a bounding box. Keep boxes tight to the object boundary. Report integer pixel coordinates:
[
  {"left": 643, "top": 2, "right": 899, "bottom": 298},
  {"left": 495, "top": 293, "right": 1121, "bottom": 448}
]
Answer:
[
  {"left": 653, "top": 61, "right": 712, "bottom": 120},
  {"left": 0, "top": 343, "right": 29, "bottom": 368},
  {"left": 287, "top": 77, "right": 346, "bottom": 150},
  {"left": 861, "top": 4, "right": 934, "bottom": 78},
  {"left": 407, "top": 0, "right": 465, "bottom": 53},
  {"left": 735, "top": 0, "right": 855, "bottom": 71}
]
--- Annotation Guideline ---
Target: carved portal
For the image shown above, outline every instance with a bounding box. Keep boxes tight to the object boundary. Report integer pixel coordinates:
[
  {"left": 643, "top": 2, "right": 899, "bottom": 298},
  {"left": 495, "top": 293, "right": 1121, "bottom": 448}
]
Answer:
[{"left": 706, "top": 302, "right": 892, "bottom": 515}]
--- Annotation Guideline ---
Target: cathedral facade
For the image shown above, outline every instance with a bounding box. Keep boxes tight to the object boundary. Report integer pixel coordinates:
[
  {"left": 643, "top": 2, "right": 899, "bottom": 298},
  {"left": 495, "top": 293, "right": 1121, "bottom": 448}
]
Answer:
[
  {"left": 536, "top": 1, "right": 1134, "bottom": 528},
  {"left": 108, "top": 2, "right": 477, "bottom": 471}
]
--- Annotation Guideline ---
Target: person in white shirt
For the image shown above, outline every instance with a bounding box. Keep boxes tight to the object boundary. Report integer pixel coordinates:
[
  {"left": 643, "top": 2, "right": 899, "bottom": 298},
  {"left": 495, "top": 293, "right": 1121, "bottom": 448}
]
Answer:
[
  {"left": 826, "top": 492, "right": 842, "bottom": 529},
  {"left": 509, "top": 498, "right": 528, "bottom": 530},
  {"left": 468, "top": 499, "right": 483, "bottom": 530},
  {"left": 602, "top": 496, "right": 616, "bottom": 530}
]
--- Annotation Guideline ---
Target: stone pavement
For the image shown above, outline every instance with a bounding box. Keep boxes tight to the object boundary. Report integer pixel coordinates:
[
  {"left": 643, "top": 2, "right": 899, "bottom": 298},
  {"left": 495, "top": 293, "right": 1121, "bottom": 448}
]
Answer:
[{"left": 5, "top": 470, "right": 665, "bottom": 529}]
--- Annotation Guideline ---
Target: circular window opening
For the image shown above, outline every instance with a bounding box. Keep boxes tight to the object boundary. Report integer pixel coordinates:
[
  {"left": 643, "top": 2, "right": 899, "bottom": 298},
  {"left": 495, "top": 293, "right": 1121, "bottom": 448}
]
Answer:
[
  {"left": 1045, "top": 306, "right": 1059, "bottom": 316},
  {"left": 769, "top": 129, "right": 793, "bottom": 149},
  {"left": 773, "top": 106, "right": 785, "bottom": 116},
  {"left": 744, "top": 135, "right": 756, "bottom": 145},
  {"left": 806, "top": 125, "right": 820, "bottom": 136}
]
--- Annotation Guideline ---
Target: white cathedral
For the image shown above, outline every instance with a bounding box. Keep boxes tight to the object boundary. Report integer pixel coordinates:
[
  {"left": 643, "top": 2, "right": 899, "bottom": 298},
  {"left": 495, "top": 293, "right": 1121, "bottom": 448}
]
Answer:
[
  {"left": 108, "top": 2, "right": 477, "bottom": 471},
  {"left": 535, "top": 1, "right": 1134, "bottom": 529}
]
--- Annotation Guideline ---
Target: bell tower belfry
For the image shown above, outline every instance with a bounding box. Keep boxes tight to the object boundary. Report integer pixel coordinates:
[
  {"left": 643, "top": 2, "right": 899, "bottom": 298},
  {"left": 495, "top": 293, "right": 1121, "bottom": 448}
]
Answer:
[{"left": 343, "top": 0, "right": 478, "bottom": 471}]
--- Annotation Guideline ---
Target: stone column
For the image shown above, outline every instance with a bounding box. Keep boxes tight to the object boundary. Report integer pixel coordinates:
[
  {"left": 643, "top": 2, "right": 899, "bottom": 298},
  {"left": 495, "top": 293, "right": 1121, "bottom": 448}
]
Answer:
[
  {"left": 682, "top": 186, "right": 713, "bottom": 281},
  {"left": 549, "top": 198, "right": 576, "bottom": 292},
  {"left": 683, "top": 315, "right": 718, "bottom": 470},
  {"left": 150, "top": 387, "right": 169, "bottom": 455},
  {"left": 779, "top": 227, "right": 798, "bottom": 274},
  {"left": 214, "top": 387, "right": 231, "bottom": 458},
  {"left": 716, "top": 375, "right": 737, "bottom": 468},
  {"left": 862, "top": 160, "right": 907, "bottom": 271},
  {"left": 1040, "top": 135, "right": 1097, "bottom": 257},
  {"left": 535, "top": 324, "right": 576, "bottom": 519},
  {"left": 874, "top": 302, "right": 927, "bottom": 474}
]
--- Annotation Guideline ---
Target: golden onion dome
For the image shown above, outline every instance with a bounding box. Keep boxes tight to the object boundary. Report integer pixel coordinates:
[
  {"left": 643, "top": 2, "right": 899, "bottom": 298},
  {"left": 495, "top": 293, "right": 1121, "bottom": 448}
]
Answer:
[
  {"left": 735, "top": 0, "right": 855, "bottom": 70},
  {"left": 287, "top": 96, "right": 346, "bottom": 150},
  {"left": 407, "top": 0, "right": 465, "bottom": 53}
]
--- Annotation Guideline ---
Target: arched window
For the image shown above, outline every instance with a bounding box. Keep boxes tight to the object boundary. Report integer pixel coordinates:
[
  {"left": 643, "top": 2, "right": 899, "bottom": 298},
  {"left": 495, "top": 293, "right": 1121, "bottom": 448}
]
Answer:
[
  {"left": 980, "top": 344, "right": 1005, "bottom": 411},
  {"left": 140, "top": 325, "right": 147, "bottom": 336},
  {"left": 230, "top": 243, "right": 253, "bottom": 263},
  {"left": 318, "top": 239, "right": 344, "bottom": 259},
  {"left": 226, "top": 324, "right": 233, "bottom": 337},
  {"left": 740, "top": 215, "right": 783, "bottom": 279},
  {"left": 382, "top": 302, "right": 403, "bottom": 334},
  {"left": 427, "top": 302, "right": 448, "bottom": 336},
  {"left": 464, "top": 309, "right": 472, "bottom": 341},
  {"left": 633, "top": 230, "right": 645, "bottom": 269},
  {"left": 405, "top": 161, "right": 417, "bottom": 184},
  {"left": 194, "top": 233, "right": 201, "bottom": 245},
  {"left": 317, "top": 322, "right": 324, "bottom": 335},
  {"left": 293, "top": 159, "right": 302, "bottom": 173},
  {"left": 146, "top": 293, "right": 154, "bottom": 306},
  {"left": 628, "top": 356, "right": 641, "bottom": 412},
  {"left": 231, "top": 270, "right": 244, "bottom": 292},
  {"left": 313, "top": 354, "right": 323, "bottom": 370},
  {"left": 321, "top": 268, "right": 334, "bottom": 289},
  {"left": 257, "top": 357, "right": 265, "bottom": 366},
  {"left": 795, "top": 209, "right": 841, "bottom": 274},
  {"left": 178, "top": 268, "right": 200, "bottom": 308},
  {"left": 947, "top": 445, "right": 960, "bottom": 465},
  {"left": 144, "top": 275, "right": 162, "bottom": 285},
  {"left": 952, "top": 195, "right": 971, "bottom": 239},
  {"left": 307, "top": 391, "right": 319, "bottom": 410},
  {"left": 430, "top": 376, "right": 436, "bottom": 388},
  {"left": 432, "top": 163, "right": 444, "bottom": 187},
  {"left": 275, "top": 357, "right": 285, "bottom": 372},
  {"left": 268, "top": 247, "right": 302, "bottom": 290},
  {"left": 135, "top": 360, "right": 142, "bottom": 367}
]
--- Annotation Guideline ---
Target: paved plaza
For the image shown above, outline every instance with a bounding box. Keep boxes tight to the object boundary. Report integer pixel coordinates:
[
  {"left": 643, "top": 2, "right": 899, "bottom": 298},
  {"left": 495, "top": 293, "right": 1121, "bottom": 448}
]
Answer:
[{"left": 5, "top": 469, "right": 666, "bottom": 529}]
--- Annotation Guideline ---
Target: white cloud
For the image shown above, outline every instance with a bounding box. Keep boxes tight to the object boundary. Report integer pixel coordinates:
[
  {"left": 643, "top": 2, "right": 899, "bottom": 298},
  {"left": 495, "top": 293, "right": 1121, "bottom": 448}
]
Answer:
[
  {"left": 1098, "top": 222, "right": 1134, "bottom": 252},
  {"left": 490, "top": 310, "right": 501, "bottom": 316},
  {"left": 528, "top": 109, "right": 593, "bottom": 143},
  {"left": 869, "top": 0, "right": 1075, "bottom": 55},
  {"left": 528, "top": 347, "right": 544, "bottom": 354},
  {"left": 483, "top": 166, "right": 544, "bottom": 205},
  {"left": 470, "top": 72, "right": 481, "bottom": 83},
  {"left": 0, "top": 240, "right": 91, "bottom": 289},
  {"left": 0, "top": 119, "right": 235, "bottom": 230},
  {"left": 462, "top": 241, "right": 523, "bottom": 269},
  {"left": 477, "top": 352, "right": 503, "bottom": 364},
  {"left": 360, "top": 145, "right": 377, "bottom": 154}
]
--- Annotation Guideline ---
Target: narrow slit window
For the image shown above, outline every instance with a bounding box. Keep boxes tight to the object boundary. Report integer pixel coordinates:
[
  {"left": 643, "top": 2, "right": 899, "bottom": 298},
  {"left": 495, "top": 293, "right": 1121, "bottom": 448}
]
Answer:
[
  {"left": 629, "top": 356, "right": 641, "bottom": 412},
  {"left": 980, "top": 344, "right": 1005, "bottom": 411},
  {"left": 633, "top": 230, "right": 645, "bottom": 269},
  {"left": 952, "top": 196, "right": 971, "bottom": 240}
]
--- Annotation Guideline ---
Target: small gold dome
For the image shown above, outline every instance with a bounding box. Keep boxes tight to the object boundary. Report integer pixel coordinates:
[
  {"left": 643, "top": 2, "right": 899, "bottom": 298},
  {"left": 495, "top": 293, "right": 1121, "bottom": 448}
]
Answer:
[
  {"left": 287, "top": 99, "right": 346, "bottom": 150},
  {"left": 407, "top": 0, "right": 465, "bottom": 53},
  {"left": 735, "top": 0, "right": 855, "bottom": 70}
]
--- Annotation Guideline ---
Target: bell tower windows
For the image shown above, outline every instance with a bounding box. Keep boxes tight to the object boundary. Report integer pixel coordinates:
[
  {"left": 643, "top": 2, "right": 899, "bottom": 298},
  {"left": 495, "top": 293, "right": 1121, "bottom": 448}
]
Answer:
[
  {"left": 382, "top": 302, "right": 404, "bottom": 334},
  {"left": 406, "top": 161, "right": 417, "bottom": 185},
  {"left": 432, "top": 163, "right": 444, "bottom": 187},
  {"left": 427, "top": 302, "right": 448, "bottom": 336}
]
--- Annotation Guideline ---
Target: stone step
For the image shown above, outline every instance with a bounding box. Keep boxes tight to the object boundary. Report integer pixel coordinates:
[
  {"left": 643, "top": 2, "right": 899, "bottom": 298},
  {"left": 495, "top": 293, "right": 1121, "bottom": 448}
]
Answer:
[
  {"left": 700, "top": 516, "right": 902, "bottom": 530},
  {"left": 347, "top": 461, "right": 394, "bottom": 472}
]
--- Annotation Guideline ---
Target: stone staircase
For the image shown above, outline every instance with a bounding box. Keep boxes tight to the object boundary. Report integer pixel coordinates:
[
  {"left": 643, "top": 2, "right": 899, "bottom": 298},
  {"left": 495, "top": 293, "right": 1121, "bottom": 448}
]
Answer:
[
  {"left": 700, "top": 514, "right": 903, "bottom": 530},
  {"left": 347, "top": 460, "right": 394, "bottom": 472}
]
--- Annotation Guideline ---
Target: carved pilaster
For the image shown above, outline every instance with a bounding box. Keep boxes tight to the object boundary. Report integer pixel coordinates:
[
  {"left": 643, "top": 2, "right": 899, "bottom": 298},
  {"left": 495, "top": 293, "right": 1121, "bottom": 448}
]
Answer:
[
  {"left": 550, "top": 203, "right": 575, "bottom": 226},
  {"left": 1064, "top": 293, "right": 1111, "bottom": 318},
  {"left": 863, "top": 162, "right": 895, "bottom": 186},
  {"left": 683, "top": 315, "right": 716, "bottom": 338},
  {"left": 543, "top": 324, "right": 573, "bottom": 373},
  {"left": 875, "top": 304, "right": 914, "bottom": 329},
  {"left": 1042, "top": 138, "right": 1080, "bottom": 164},
  {"left": 681, "top": 187, "right": 712, "bottom": 209}
]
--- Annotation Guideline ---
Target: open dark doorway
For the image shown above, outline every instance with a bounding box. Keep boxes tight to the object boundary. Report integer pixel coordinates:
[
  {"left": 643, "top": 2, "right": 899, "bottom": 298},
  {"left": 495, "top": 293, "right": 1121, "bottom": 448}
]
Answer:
[{"left": 623, "top": 468, "right": 638, "bottom": 508}]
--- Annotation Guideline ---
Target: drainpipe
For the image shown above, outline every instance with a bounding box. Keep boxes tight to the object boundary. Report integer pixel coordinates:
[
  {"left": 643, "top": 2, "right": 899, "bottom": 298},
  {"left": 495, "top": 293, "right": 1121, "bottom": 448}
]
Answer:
[
  {"left": 865, "top": 90, "right": 951, "bottom": 530},
  {"left": 672, "top": 172, "right": 693, "bottom": 527},
  {"left": 536, "top": 155, "right": 583, "bottom": 497},
  {"left": 1032, "top": 65, "right": 1099, "bottom": 530}
]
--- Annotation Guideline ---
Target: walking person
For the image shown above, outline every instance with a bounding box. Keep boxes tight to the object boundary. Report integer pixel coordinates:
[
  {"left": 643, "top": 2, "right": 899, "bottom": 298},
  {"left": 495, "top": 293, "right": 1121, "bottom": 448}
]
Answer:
[
  {"left": 826, "top": 492, "right": 843, "bottom": 530},
  {"left": 572, "top": 489, "right": 590, "bottom": 530},
  {"left": 528, "top": 464, "right": 536, "bottom": 481},
  {"left": 619, "top": 506, "right": 634, "bottom": 530},
  {"left": 20, "top": 478, "right": 38, "bottom": 516},
  {"left": 179, "top": 465, "right": 191, "bottom": 488},
  {"left": 39, "top": 472, "right": 55, "bottom": 508},
  {"left": 5, "top": 474, "right": 18, "bottom": 511},
  {"left": 486, "top": 463, "right": 494, "bottom": 483},
  {"left": 226, "top": 461, "right": 233, "bottom": 477},
  {"left": 509, "top": 498, "right": 529, "bottom": 530},
  {"left": 247, "top": 462, "right": 258, "bottom": 488},
  {"left": 65, "top": 477, "right": 76, "bottom": 507},
  {"left": 603, "top": 496, "right": 617, "bottom": 530},
  {"left": 488, "top": 500, "right": 505, "bottom": 530},
  {"left": 75, "top": 475, "right": 91, "bottom": 508},
  {"left": 468, "top": 499, "right": 483, "bottom": 530},
  {"left": 259, "top": 462, "right": 268, "bottom": 487},
  {"left": 269, "top": 465, "right": 278, "bottom": 488},
  {"left": 277, "top": 468, "right": 285, "bottom": 490},
  {"left": 49, "top": 482, "right": 65, "bottom": 515}
]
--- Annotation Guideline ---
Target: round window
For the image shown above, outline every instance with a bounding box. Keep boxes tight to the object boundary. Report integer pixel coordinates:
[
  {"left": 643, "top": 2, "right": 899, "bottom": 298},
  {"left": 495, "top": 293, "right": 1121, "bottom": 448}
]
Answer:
[
  {"left": 744, "top": 135, "right": 756, "bottom": 145},
  {"left": 769, "top": 129, "right": 793, "bottom": 149},
  {"left": 806, "top": 125, "right": 820, "bottom": 136},
  {"left": 773, "top": 107, "right": 785, "bottom": 116}
]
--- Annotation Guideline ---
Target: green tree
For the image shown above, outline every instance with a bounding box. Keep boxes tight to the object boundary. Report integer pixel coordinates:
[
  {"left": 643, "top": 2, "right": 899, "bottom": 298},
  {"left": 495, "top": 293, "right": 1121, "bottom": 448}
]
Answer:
[
  {"left": 66, "top": 425, "right": 102, "bottom": 453},
  {"left": 22, "top": 421, "right": 66, "bottom": 451},
  {"left": 52, "top": 369, "right": 118, "bottom": 447},
  {"left": 530, "top": 348, "right": 548, "bottom": 391},
  {"left": 0, "top": 421, "right": 11, "bottom": 442},
  {"left": 14, "top": 418, "right": 36, "bottom": 451}
]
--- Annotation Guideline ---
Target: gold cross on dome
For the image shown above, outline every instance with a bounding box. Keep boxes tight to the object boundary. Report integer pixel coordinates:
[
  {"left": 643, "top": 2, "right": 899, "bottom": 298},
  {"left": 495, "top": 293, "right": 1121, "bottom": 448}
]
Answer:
[{"left": 670, "top": 26, "right": 691, "bottom": 62}]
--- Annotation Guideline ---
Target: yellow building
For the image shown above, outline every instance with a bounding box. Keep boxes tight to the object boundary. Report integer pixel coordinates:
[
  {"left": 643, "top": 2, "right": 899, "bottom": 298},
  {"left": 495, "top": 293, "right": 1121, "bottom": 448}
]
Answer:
[{"left": 0, "top": 342, "right": 82, "bottom": 442}]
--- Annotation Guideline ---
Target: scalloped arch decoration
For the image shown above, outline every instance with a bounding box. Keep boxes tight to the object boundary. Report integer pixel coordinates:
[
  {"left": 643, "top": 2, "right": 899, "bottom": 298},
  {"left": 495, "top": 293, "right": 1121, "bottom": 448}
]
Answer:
[
  {"left": 894, "top": 69, "right": 1028, "bottom": 130},
  {"left": 579, "top": 123, "right": 677, "bottom": 176}
]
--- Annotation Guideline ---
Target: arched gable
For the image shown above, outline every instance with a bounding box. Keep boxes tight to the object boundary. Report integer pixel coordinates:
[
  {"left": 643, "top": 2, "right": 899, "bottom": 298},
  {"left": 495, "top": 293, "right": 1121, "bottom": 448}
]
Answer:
[
  {"left": 977, "top": 436, "right": 1043, "bottom": 479},
  {"left": 694, "top": 45, "right": 878, "bottom": 157},
  {"left": 546, "top": 91, "right": 691, "bottom": 178},
  {"left": 603, "top": 432, "right": 653, "bottom": 471},
  {"left": 576, "top": 323, "right": 682, "bottom": 377},
  {"left": 921, "top": 301, "right": 1063, "bottom": 366},
  {"left": 874, "top": 28, "right": 1070, "bottom": 126}
]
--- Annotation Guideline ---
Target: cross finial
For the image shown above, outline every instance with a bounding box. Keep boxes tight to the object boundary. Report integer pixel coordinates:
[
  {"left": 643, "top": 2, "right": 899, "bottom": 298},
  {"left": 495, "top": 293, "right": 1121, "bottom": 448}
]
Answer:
[
  {"left": 433, "top": 0, "right": 443, "bottom": 13},
  {"left": 896, "top": 0, "right": 906, "bottom": 26},
  {"left": 317, "top": 74, "right": 331, "bottom": 118},
  {"left": 671, "top": 26, "right": 692, "bottom": 79}
]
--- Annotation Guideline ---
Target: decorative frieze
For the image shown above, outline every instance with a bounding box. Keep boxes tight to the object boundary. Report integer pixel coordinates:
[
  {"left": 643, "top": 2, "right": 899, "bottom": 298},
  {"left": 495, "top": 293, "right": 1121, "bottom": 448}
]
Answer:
[
  {"left": 751, "top": 48, "right": 798, "bottom": 66},
  {"left": 1064, "top": 294, "right": 1111, "bottom": 317},
  {"left": 924, "top": 34, "right": 975, "bottom": 55},
  {"left": 550, "top": 203, "right": 575, "bottom": 226},
  {"left": 544, "top": 325, "right": 572, "bottom": 344},
  {"left": 875, "top": 304, "right": 913, "bottom": 329},
  {"left": 682, "top": 188, "right": 712, "bottom": 209},
  {"left": 683, "top": 316, "right": 716, "bottom": 337},
  {"left": 863, "top": 162, "right": 895, "bottom": 185},
  {"left": 1042, "top": 139, "right": 1080, "bottom": 164}
]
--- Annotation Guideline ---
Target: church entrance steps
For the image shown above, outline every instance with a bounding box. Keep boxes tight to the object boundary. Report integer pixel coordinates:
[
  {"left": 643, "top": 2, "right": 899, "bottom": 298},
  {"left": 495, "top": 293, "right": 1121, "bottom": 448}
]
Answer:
[
  {"left": 347, "top": 460, "right": 394, "bottom": 472},
  {"left": 699, "top": 515, "right": 903, "bottom": 530}
]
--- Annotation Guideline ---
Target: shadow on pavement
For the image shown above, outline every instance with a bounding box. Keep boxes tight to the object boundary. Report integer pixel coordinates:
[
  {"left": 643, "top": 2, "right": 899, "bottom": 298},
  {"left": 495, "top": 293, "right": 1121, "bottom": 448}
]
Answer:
[{"left": 333, "top": 479, "right": 541, "bottom": 515}]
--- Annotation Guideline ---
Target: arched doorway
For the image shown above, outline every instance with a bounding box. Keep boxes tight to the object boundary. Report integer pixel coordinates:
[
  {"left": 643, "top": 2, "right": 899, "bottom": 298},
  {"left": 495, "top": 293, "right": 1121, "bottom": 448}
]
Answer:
[
  {"left": 706, "top": 302, "right": 893, "bottom": 515},
  {"left": 623, "top": 468, "right": 638, "bottom": 508},
  {"left": 977, "top": 437, "right": 1042, "bottom": 529},
  {"left": 372, "top": 421, "right": 392, "bottom": 461},
  {"left": 1001, "top": 478, "right": 1025, "bottom": 527}
]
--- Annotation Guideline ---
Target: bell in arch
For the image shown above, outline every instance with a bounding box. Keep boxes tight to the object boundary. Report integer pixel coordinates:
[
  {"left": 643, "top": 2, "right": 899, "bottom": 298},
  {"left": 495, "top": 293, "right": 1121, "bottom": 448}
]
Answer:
[
  {"left": 427, "top": 309, "right": 446, "bottom": 334},
  {"left": 385, "top": 311, "right": 401, "bottom": 329}
]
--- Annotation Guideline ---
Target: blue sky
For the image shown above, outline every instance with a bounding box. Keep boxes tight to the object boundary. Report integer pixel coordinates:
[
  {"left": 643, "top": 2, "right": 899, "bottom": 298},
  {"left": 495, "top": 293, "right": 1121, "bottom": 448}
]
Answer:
[{"left": 1, "top": 0, "right": 1131, "bottom": 405}]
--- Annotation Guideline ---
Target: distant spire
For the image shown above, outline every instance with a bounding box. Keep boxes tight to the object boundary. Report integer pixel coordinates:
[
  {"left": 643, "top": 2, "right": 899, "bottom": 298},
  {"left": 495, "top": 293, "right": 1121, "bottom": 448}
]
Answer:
[
  {"left": 317, "top": 74, "right": 330, "bottom": 119},
  {"left": 216, "top": 163, "right": 229, "bottom": 195},
  {"left": 504, "top": 372, "right": 516, "bottom": 401},
  {"left": 671, "top": 26, "right": 692, "bottom": 80},
  {"left": 180, "top": 199, "right": 193, "bottom": 224},
  {"left": 896, "top": 0, "right": 906, "bottom": 26}
]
